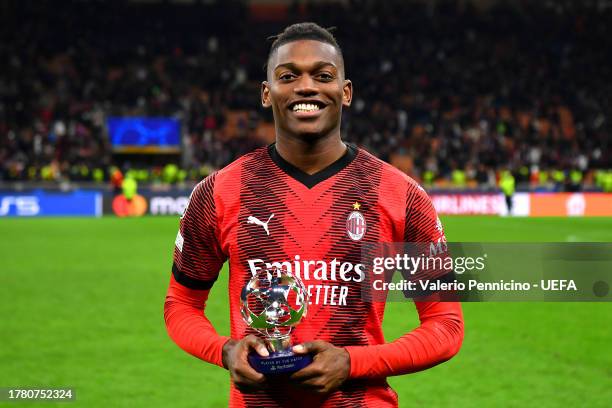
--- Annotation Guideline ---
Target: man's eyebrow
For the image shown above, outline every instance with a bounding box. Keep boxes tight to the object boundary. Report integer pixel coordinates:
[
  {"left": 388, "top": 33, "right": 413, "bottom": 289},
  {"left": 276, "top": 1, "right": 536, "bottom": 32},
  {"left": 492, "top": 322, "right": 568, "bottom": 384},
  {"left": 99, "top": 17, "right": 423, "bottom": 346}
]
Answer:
[{"left": 273, "top": 61, "right": 338, "bottom": 72}]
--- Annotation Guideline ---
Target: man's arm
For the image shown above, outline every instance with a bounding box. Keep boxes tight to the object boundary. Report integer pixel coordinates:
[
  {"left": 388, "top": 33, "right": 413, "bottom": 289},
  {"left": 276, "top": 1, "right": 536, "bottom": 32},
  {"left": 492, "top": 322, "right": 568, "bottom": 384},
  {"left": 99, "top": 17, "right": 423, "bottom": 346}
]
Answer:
[
  {"left": 164, "top": 276, "right": 270, "bottom": 392},
  {"left": 343, "top": 183, "right": 464, "bottom": 378},
  {"left": 292, "top": 181, "right": 463, "bottom": 388},
  {"left": 164, "top": 275, "right": 229, "bottom": 367},
  {"left": 163, "top": 174, "right": 230, "bottom": 366},
  {"left": 291, "top": 300, "right": 462, "bottom": 387},
  {"left": 163, "top": 174, "right": 269, "bottom": 392},
  {"left": 344, "top": 300, "right": 463, "bottom": 378}
]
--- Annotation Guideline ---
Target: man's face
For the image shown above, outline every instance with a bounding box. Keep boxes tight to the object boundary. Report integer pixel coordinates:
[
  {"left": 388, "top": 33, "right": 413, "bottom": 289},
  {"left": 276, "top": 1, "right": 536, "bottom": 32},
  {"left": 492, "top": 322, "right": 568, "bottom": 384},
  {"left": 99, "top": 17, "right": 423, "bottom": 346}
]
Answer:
[{"left": 262, "top": 40, "right": 352, "bottom": 139}]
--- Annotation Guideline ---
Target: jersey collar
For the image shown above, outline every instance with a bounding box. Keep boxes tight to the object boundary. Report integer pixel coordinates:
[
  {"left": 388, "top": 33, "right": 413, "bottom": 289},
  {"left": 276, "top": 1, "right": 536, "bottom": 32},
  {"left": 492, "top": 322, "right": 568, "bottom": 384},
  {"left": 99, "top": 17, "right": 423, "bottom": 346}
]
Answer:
[{"left": 268, "top": 142, "right": 357, "bottom": 189}]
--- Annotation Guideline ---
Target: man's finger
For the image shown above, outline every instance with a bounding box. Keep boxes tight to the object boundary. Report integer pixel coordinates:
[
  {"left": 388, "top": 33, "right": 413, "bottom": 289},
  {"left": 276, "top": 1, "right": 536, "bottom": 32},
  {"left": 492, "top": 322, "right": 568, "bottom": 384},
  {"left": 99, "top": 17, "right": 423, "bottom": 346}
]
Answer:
[
  {"left": 235, "top": 368, "right": 266, "bottom": 384},
  {"left": 289, "top": 367, "right": 319, "bottom": 381},
  {"left": 244, "top": 335, "right": 270, "bottom": 357},
  {"left": 292, "top": 340, "right": 329, "bottom": 354},
  {"left": 290, "top": 374, "right": 331, "bottom": 394},
  {"left": 233, "top": 363, "right": 267, "bottom": 387},
  {"left": 230, "top": 336, "right": 269, "bottom": 385},
  {"left": 289, "top": 359, "right": 325, "bottom": 381},
  {"left": 234, "top": 376, "right": 268, "bottom": 394}
]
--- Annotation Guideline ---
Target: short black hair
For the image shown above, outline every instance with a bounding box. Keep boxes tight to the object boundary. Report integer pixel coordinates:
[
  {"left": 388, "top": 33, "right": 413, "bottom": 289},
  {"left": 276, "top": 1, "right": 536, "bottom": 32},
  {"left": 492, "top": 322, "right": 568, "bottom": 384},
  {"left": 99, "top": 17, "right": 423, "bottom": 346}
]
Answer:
[{"left": 266, "top": 22, "right": 344, "bottom": 74}]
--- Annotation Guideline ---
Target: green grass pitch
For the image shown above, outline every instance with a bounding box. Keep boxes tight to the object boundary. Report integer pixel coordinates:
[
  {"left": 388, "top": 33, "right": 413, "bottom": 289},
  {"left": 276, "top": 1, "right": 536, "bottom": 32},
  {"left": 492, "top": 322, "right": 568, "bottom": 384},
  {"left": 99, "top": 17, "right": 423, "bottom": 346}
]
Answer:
[{"left": 1, "top": 216, "right": 611, "bottom": 407}]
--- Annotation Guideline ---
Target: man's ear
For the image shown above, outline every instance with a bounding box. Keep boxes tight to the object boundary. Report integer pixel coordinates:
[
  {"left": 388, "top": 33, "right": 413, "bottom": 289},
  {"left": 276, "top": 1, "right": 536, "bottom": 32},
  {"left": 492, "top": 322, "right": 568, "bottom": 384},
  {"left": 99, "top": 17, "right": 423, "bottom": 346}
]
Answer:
[
  {"left": 342, "top": 79, "right": 353, "bottom": 107},
  {"left": 261, "top": 81, "right": 271, "bottom": 108}
]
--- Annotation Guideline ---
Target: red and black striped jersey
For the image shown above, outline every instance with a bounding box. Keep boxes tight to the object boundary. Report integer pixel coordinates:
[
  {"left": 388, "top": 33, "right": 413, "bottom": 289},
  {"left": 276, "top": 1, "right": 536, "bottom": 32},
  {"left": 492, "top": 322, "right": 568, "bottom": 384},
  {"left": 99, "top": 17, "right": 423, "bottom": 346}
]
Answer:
[{"left": 170, "top": 143, "right": 457, "bottom": 407}]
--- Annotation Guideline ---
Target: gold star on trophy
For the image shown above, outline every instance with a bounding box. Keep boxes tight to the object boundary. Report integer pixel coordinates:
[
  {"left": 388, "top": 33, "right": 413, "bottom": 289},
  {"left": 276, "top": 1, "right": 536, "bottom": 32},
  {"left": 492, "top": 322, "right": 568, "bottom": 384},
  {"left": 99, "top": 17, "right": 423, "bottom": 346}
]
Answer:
[{"left": 352, "top": 202, "right": 361, "bottom": 210}]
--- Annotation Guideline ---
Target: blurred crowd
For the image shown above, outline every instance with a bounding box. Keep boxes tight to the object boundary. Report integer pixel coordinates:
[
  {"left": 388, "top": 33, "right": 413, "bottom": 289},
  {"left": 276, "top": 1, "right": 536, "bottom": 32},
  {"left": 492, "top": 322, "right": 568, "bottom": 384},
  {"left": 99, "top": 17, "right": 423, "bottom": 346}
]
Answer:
[{"left": 0, "top": 0, "right": 610, "bottom": 190}]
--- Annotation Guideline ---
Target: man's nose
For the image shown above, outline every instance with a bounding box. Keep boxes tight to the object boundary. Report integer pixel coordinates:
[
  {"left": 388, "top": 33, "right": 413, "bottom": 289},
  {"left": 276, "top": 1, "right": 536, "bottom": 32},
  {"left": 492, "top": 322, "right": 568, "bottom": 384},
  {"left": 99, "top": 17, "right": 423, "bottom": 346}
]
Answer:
[{"left": 294, "top": 75, "right": 318, "bottom": 96}]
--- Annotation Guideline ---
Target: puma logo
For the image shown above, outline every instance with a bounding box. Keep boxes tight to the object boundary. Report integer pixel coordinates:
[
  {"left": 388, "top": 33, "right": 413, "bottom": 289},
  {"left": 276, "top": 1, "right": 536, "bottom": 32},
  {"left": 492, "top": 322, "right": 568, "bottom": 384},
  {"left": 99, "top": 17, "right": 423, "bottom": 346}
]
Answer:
[{"left": 247, "top": 214, "right": 274, "bottom": 236}]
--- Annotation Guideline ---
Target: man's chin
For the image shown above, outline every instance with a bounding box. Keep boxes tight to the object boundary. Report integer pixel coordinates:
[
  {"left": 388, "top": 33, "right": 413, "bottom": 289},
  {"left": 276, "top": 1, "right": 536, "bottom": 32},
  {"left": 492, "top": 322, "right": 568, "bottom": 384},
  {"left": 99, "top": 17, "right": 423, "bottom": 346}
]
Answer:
[{"left": 287, "top": 125, "right": 334, "bottom": 140}]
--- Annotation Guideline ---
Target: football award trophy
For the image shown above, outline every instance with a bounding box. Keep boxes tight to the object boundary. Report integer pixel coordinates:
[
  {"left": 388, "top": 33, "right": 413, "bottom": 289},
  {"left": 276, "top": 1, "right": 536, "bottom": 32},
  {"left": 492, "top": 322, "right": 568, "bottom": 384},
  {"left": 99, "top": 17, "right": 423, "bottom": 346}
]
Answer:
[{"left": 240, "top": 268, "right": 312, "bottom": 374}]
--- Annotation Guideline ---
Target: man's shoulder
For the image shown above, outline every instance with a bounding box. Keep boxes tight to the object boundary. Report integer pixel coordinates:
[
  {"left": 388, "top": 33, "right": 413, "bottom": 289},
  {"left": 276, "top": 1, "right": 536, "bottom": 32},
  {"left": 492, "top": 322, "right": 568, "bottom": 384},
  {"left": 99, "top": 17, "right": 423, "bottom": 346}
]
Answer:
[
  {"left": 188, "top": 147, "right": 269, "bottom": 211},
  {"left": 355, "top": 145, "right": 423, "bottom": 192},
  {"left": 195, "top": 146, "right": 268, "bottom": 189},
  {"left": 216, "top": 146, "right": 268, "bottom": 179}
]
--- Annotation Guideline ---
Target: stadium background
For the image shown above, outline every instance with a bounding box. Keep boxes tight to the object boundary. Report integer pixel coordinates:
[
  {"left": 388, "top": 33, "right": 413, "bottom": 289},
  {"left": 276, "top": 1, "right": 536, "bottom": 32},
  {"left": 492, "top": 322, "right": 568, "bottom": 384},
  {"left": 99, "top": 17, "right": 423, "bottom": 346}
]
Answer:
[{"left": 1, "top": 0, "right": 611, "bottom": 406}]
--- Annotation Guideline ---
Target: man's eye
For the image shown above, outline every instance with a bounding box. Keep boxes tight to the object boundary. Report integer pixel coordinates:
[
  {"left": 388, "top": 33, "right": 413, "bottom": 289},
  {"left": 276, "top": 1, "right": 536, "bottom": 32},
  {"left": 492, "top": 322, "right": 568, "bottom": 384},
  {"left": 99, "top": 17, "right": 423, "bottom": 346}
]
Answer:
[
  {"left": 279, "top": 73, "right": 295, "bottom": 81},
  {"left": 317, "top": 73, "right": 334, "bottom": 81}
]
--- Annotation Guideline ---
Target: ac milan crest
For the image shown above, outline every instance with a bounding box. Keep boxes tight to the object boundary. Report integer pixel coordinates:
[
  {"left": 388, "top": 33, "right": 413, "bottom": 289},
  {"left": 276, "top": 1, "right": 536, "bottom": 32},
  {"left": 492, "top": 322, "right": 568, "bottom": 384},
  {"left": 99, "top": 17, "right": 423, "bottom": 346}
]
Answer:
[{"left": 346, "top": 210, "right": 367, "bottom": 241}]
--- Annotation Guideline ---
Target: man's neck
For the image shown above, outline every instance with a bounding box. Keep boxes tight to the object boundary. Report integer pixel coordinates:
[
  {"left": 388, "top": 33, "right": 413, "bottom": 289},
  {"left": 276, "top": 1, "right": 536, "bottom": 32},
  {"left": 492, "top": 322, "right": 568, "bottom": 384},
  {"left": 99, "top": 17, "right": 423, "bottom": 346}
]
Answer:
[{"left": 274, "top": 133, "right": 347, "bottom": 175}]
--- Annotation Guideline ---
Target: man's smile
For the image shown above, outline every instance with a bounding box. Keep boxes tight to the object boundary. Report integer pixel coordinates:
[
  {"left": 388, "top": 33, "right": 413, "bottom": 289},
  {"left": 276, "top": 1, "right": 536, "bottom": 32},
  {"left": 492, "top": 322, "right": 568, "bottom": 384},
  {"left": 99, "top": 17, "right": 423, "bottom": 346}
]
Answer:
[{"left": 288, "top": 99, "right": 328, "bottom": 119}]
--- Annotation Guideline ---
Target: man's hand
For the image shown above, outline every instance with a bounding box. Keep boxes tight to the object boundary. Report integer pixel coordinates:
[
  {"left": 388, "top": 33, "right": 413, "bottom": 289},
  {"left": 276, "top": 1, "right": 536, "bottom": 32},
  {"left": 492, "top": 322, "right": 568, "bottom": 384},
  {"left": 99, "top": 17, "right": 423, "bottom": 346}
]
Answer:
[
  {"left": 222, "top": 335, "right": 269, "bottom": 393},
  {"left": 289, "top": 341, "right": 350, "bottom": 394}
]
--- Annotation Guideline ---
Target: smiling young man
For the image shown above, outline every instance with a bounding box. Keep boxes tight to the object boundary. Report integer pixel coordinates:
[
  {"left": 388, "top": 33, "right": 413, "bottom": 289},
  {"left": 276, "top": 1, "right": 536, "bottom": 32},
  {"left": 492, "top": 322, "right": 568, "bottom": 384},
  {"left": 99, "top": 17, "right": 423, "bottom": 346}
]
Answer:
[{"left": 164, "top": 23, "right": 464, "bottom": 407}]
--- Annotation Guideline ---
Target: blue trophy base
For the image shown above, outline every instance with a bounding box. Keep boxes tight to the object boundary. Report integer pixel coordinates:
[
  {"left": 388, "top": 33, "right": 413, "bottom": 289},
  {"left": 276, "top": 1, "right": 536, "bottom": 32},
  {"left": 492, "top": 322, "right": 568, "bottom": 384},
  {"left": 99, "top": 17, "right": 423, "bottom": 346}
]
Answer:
[{"left": 248, "top": 351, "right": 312, "bottom": 375}]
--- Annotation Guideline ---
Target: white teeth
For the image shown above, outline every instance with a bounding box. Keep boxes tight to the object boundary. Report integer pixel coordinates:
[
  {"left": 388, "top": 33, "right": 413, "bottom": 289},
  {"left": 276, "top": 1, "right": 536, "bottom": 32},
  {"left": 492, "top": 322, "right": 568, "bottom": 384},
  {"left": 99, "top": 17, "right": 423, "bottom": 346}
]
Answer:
[{"left": 292, "top": 103, "right": 321, "bottom": 112}]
